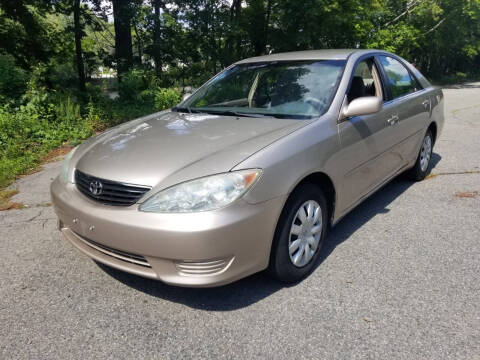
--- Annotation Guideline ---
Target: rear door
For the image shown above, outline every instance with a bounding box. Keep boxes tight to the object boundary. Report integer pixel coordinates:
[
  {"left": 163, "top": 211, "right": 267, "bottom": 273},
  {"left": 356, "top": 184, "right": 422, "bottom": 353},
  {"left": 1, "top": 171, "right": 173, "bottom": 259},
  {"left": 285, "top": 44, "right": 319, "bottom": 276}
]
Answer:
[{"left": 376, "top": 55, "right": 431, "bottom": 165}]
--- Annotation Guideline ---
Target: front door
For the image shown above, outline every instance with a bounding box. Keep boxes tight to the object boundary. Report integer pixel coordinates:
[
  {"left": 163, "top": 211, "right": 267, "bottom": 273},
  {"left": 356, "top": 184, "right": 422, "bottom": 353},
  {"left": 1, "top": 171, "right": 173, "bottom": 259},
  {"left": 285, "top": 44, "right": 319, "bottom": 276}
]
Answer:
[{"left": 337, "top": 57, "right": 404, "bottom": 213}]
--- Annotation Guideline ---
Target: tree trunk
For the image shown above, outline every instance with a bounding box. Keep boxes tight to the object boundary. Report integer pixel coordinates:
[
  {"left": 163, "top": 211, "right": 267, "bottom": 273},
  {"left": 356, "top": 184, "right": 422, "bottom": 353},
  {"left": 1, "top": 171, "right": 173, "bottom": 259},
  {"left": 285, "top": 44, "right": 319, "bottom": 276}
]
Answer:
[
  {"left": 230, "top": 0, "right": 241, "bottom": 21},
  {"left": 264, "top": 0, "right": 272, "bottom": 53},
  {"left": 111, "top": 0, "right": 133, "bottom": 77},
  {"left": 153, "top": 0, "right": 162, "bottom": 77},
  {"left": 74, "top": 0, "right": 86, "bottom": 92},
  {"left": 133, "top": 21, "right": 143, "bottom": 64}
]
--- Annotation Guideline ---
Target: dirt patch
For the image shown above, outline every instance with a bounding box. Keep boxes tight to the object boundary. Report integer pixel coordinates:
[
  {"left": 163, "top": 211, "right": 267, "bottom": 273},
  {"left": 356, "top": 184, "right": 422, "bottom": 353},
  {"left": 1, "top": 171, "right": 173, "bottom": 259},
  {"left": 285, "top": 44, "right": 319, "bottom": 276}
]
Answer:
[
  {"left": 19, "top": 166, "right": 44, "bottom": 178},
  {"left": 15, "top": 145, "right": 73, "bottom": 180},
  {"left": 42, "top": 145, "right": 73, "bottom": 163},
  {"left": 454, "top": 191, "right": 479, "bottom": 199},
  {"left": 0, "top": 189, "right": 27, "bottom": 211}
]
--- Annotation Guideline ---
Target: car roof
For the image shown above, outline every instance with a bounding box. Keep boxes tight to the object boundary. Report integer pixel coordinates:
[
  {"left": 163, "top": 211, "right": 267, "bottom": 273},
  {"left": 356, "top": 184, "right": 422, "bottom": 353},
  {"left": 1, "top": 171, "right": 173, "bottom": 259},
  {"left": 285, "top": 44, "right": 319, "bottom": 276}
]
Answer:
[{"left": 235, "top": 49, "right": 371, "bottom": 64}]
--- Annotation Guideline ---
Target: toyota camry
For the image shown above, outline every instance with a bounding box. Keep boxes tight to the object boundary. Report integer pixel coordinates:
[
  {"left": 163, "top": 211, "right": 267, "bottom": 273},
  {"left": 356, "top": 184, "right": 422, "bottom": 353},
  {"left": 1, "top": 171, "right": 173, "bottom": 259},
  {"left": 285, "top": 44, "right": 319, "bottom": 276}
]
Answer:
[{"left": 51, "top": 49, "right": 444, "bottom": 287}]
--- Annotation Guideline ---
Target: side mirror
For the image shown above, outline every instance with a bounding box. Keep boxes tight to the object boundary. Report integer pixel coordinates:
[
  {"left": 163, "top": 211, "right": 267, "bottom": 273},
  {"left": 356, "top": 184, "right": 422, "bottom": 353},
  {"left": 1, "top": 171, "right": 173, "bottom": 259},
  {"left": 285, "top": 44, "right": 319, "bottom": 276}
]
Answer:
[
  {"left": 182, "top": 93, "right": 192, "bottom": 101},
  {"left": 342, "top": 96, "right": 382, "bottom": 118}
]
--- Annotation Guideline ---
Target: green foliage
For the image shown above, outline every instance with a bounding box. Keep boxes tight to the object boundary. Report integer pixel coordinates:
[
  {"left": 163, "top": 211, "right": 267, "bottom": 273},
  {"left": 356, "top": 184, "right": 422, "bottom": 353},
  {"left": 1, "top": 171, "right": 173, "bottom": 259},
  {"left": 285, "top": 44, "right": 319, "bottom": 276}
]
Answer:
[
  {"left": 0, "top": 54, "right": 28, "bottom": 102},
  {"left": 0, "top": 97, "right": 93, "bottom": 188},
  {"left": 118, "top": 68, "right": 149, "bottom": 101},
  {"left": 0, "top": 79, "right": 162, "bottom": 189},
  {"left": 153, "top": 88, "right": 181, "bottom": 111},
  {"left": 55, "top": 96, "right": 81, "bottom": 124},
  {"left": 117, "top": 68, "right": 180, "bottom": 111}
]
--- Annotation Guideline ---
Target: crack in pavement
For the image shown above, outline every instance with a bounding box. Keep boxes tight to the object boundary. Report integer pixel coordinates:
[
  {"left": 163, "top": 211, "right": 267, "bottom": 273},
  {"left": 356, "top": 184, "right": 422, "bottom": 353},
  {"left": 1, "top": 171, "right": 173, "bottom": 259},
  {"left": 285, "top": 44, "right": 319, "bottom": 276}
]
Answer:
[
  {"left": 41, "top": 218, "right": 56, "bottom": 229},
  {"left": 28, "top": 209, "right": 43, "bottom": 222},
  {"left": 0, "top": 209, "right": 57, "bottom": 228}
]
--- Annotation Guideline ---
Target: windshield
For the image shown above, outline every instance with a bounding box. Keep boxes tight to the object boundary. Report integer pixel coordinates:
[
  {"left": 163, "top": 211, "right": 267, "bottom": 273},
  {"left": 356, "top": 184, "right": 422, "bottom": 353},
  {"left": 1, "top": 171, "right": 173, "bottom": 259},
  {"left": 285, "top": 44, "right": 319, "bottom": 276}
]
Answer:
[{"left": 179, "top": 60, "right": 346, "bottom": 119}]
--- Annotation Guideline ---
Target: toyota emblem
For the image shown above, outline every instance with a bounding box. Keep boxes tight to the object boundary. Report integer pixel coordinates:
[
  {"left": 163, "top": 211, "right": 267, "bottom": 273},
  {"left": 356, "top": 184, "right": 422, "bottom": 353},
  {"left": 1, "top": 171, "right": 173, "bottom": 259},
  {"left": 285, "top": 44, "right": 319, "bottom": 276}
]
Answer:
[{"left": 89, "top": 180, "right": 103, "bottom": 196}]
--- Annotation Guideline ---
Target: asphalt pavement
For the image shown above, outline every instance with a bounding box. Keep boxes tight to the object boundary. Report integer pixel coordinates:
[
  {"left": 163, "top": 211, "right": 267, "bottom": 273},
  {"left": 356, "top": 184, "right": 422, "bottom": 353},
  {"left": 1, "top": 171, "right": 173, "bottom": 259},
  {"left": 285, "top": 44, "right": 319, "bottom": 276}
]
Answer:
[{"left": 1, "top": 83, "right": 479, "bottom": 359}]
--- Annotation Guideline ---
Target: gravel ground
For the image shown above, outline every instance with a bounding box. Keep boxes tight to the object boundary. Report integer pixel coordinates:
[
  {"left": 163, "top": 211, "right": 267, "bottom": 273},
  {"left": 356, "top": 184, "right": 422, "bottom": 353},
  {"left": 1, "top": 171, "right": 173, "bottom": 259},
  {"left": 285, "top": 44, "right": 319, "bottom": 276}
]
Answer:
[{"left": 1, "top": 83, "right": 479, "bottom": 359}]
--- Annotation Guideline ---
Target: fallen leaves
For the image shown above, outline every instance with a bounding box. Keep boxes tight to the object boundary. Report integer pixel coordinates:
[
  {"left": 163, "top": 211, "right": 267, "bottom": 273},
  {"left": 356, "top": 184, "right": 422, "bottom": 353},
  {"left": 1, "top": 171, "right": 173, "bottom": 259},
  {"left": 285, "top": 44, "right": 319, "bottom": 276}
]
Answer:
[
  {"left": 0, "top": 189, "right": 27, "bottom": 211},
  {"left": 454, "top": 191, "right": 479, "bottom": 199},
  {"left": 426, "top": 170, "right": 480, "bottom": 180}
]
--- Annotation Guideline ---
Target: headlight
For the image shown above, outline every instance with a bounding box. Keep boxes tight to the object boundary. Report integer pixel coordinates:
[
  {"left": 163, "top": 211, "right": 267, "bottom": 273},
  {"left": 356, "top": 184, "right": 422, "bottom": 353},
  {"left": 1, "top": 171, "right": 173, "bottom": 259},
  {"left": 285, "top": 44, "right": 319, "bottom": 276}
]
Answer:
[
  {"left": 60, "top": 146, "right": 78, "bottom": 184},
  {"left": 139, "top": 169, "right": 262, "bottom": 213}
]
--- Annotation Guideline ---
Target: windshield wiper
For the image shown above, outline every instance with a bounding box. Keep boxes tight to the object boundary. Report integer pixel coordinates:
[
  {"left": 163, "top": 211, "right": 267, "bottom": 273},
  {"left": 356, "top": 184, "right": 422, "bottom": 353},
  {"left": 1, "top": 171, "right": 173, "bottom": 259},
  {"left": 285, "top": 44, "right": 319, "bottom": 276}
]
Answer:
[
  {"left": 200, "top": 109, "right": 278, "bottom": 118},
  {"left": 172, "top": 107, "right": 260, "bottom": 117},
  {"left": 172, "top": 107, "right": 310, "bottom": 119},
  {"left": 171, "top": 106, "right": 203, "bottom": 114}
]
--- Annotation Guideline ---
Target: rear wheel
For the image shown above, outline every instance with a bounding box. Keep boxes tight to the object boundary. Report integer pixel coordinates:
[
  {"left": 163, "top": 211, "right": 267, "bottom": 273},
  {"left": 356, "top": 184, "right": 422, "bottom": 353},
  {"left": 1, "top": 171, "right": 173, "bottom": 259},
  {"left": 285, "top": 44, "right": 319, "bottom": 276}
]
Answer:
[
  {"left": 407, "top": 130, "right": 433, "bottom": 181},
  {"left": 268, "top": 183, "right": 328, "bottom": 283}
]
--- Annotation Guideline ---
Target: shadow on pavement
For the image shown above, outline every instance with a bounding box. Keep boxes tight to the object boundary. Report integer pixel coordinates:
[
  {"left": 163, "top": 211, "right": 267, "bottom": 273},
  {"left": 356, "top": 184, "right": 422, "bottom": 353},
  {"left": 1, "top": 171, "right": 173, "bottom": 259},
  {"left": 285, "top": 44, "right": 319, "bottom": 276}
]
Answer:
[
  {"left": 98, "top": 153, "right": 442, "bottom": 311},
  {"left": 320, "top": 152, "right": 441, "bottom": 265}
]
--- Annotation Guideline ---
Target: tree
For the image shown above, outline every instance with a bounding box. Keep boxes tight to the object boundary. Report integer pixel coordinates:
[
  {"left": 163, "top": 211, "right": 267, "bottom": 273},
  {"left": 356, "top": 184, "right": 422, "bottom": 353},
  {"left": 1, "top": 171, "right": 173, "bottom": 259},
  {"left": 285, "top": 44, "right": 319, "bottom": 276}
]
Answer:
[
  {"left": 152, "top": 0, "right": 163, "bottom": 76},
  {"left": 0, "top": 0, "right": 56, "bottom": 67},
  {"left": 73, "top": 0, "right": 86, "bottom": 92},
  {"left": 111, "top": 0, "right": 134, "bottom": 77}
]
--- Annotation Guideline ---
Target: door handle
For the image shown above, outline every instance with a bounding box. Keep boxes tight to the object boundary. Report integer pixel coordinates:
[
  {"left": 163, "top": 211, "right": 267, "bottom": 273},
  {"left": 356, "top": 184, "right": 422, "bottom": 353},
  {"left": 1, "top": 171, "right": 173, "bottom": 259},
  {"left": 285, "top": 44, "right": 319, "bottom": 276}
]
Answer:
[
  {"left": 387, "top": 114, "right": 399, "bottom": 126},
  {"left": 422, "top": 99, "right": 430, "bottom": 109}
]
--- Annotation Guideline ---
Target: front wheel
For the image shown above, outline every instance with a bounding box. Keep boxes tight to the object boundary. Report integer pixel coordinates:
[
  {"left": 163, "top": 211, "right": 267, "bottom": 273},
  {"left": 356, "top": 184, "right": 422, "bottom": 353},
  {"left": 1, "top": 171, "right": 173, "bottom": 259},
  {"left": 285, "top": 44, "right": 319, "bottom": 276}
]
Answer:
[
  {"left": 407, "top": 130, "right": 433, "bottom": 181},
  {"left": 268, "top": 183, "right": 329, "bottom": 283}
]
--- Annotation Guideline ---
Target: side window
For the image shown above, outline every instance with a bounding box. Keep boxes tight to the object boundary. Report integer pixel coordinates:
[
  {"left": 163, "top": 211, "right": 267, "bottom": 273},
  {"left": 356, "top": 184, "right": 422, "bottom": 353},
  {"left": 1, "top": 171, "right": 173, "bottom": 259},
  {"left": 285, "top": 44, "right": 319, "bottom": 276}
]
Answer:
[
  {"left": 379, "top": 56, "right": 417, "bottom": 100},
  {"left": 347, "top": 58, "right": 383, "bottom": 103}
]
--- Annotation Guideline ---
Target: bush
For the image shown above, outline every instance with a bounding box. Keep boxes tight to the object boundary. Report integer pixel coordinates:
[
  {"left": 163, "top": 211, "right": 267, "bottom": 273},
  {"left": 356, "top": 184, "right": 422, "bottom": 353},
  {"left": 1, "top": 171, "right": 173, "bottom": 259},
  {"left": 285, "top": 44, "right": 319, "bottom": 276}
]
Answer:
[
  {"left": 55, "top": 96, "right": 81, "bottom": 124},
  {"left": 0, "top": 54, "right": 28, "bottom": 102},
  {"left": 153, "top": 88, "right": 181, "bottom": 110},
  {"left": 0, "top": 96, "right": 93, "bottom": 188},
  {"left": 47, "top": 62, "right": 78, "bottom": 90},
  {"left": 118, "top": 68, "right": 150, "bottom": 101}
]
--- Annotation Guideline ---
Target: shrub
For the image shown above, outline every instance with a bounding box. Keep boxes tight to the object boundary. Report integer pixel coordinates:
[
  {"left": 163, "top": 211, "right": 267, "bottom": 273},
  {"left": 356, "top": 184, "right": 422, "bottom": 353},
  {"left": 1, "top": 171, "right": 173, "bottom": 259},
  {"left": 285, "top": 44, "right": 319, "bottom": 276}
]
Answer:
[
  {"left": 0, "top": 101, "right": 93, "bottom": 188},
  {"left": 455, "top": 72, "right": 467, "bottom": 81},
  {"left": 0, "top": 54, "right": 28, "bottom": 102},
  {"left": 55, "top": 96, "right": 81, "bottom": 124},
  {"left": 47, "top": 62, "right": 77, "bottom": 89},
  {"left": 153, "top": 88, "right": 181, "bottom": 111},
  {"left": 118, "top": 68, "right": 148, "bottom": 101}
]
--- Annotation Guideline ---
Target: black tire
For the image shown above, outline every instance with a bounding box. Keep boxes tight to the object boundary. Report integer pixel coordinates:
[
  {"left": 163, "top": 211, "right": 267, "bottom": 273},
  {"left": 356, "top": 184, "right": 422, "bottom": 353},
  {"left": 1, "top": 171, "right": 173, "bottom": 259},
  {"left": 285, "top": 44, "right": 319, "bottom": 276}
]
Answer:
[
  {"left": 268, "top": 183, "right": 329, "bottom": 283},
  {"left": 407, "top": 129, "right": 434, "bottom": 181}
]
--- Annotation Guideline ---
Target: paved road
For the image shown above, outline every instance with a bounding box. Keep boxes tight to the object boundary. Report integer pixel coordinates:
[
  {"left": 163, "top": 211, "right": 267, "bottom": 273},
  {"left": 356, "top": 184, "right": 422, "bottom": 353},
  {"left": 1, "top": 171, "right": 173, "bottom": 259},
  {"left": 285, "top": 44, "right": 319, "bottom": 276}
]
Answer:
[{"left": 1, "top": 84, "right": 479, "bottom": 359}]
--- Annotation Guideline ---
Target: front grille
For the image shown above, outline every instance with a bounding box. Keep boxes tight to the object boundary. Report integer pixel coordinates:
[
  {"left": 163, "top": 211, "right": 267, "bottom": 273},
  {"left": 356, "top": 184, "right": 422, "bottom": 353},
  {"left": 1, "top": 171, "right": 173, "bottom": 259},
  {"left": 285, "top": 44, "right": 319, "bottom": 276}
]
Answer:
[
  {"left": 75, "top": 170, "right": 150, "bottom": 206},
  {"left": 80, "top": 235, "right": 151, "bottom": 268}
]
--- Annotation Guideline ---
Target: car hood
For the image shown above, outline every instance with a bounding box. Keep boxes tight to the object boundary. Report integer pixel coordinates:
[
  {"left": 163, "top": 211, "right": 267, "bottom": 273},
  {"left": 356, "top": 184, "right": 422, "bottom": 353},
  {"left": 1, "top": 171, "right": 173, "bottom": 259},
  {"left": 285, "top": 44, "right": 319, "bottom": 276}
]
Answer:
[{"left": 73, "top": 110, "right": 309, "bottom": 190}]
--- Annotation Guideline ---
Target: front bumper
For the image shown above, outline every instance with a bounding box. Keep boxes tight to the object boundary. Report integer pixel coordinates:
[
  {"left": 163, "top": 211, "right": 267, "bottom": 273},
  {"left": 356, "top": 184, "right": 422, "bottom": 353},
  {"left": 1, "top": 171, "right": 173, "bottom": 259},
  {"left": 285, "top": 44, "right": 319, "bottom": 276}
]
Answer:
[{"left": 51, "top": 177, "right": 286, "bottom": 287}]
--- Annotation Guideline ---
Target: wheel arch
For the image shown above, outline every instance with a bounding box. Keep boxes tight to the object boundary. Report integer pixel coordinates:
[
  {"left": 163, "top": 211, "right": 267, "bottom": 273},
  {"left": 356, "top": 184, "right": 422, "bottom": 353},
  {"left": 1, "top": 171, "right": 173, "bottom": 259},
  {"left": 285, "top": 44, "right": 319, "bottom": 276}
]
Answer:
[
  {"left": 267, "top": 171, "right": 337, "bottom": 274},
  {"left": 284, "top": 171, "right": 337, "bottom": 226},
  {"left": 428, "top": 121, "right": 438, "bottom": 145}
]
